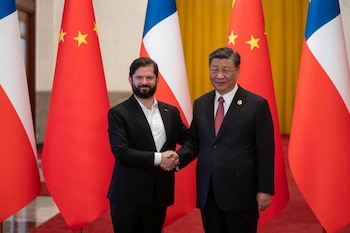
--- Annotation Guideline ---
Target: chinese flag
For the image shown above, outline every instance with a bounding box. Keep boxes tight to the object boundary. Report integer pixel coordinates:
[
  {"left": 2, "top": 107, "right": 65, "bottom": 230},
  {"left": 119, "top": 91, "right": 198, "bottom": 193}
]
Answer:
[
  {"left": 289, "top": 0, "right": 350, "bottom": 232},
  {"left": 0, "top": 0, "right": 41, "bottom": 221},
  {"left": 226, "top": 0, "right": 289, "bottom": 226},
  {"left": 140, "top": 0, "right": 195, "bottom": 226},
  {"left": 41, "top": 0, "right": 114, "bottom": 231}
]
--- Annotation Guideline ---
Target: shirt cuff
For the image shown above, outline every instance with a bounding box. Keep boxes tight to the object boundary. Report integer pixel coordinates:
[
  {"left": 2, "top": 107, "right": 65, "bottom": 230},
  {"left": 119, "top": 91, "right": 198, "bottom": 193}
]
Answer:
[{"left": 154, "top": 152, "right": 161, "bottom": 166}]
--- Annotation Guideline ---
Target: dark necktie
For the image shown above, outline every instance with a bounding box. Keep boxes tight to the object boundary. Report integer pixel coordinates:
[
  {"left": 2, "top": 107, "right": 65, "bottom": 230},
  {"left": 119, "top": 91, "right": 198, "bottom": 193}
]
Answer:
[{"left": 215, "top": 96, "right": 224, "bottom": 135}]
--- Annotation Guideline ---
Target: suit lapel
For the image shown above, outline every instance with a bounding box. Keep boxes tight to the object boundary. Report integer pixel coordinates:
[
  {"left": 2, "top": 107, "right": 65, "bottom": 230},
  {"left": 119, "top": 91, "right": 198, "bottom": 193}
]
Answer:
[
  {"left": 158, "top": 102, "right": 170, "bottom": 151},
  {"left": 217, "top": 87, "right": 246, "bottom": 138},
  {"left": 126, "top": 96, "right": 156, "bottom": 147},
  {"left": 202, "top": 91, "right": 216, "bottom": 138}
]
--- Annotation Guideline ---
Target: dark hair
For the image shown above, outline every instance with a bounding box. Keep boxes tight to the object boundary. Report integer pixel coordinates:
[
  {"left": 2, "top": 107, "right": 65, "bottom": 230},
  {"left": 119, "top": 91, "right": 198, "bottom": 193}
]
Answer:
[
  {"left": 209, "top": 47, "right": 241, "bottom": 68},
  {"left": 129, "top": 57, "right": 159, "bottom": 77}
]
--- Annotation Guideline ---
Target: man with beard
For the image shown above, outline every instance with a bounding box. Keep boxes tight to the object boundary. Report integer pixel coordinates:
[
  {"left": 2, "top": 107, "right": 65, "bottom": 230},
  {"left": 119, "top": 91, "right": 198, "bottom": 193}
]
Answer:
[{"left": 107, "top": 57, "right": 190, "bottom": 233}]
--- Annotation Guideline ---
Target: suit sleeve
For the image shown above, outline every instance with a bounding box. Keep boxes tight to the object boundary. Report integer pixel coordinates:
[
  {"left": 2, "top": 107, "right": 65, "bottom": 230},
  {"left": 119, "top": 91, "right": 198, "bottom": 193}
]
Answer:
[
  {"left": 255, "top": 99, "right": 275, "bottom": 194},
  {"left": 174, "top": 107, "right": 191, "bottom": 146},
  {"left": 108, "top": 108, "right": 155, "bottom": 168},
  {"left": 177, "top": 101, "right": 199, "bottom": 169}
]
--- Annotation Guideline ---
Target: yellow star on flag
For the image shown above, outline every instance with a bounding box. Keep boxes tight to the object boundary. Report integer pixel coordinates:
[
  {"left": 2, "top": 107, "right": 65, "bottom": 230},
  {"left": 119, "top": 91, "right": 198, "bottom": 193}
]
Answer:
[
  {"left": 246, "top": 35, "right": 260, "bottom": 50},
  {"left": 73, "top": 31, "right": 88, "bottom": 46},
  {"left": 227, "top": 30, "right": 238, "bottom": 46},
  {"left": 59, "top": 28, "right": 66, "bottom": 42},
  {"left": 93, "top": 22, "right": 98, "bottom": 35}
]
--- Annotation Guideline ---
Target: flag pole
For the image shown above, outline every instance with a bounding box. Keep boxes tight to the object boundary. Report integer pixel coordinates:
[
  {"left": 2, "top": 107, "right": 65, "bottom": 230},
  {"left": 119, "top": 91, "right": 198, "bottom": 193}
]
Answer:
[
  {"left": 78, "top": 229, "right": 83, "bottom": 233},
  {"left": 322, "top": 227, "right": 326, "bottom": 233},
  {"left": 0, "top": 221, "right": 3, "bottom": 233}
]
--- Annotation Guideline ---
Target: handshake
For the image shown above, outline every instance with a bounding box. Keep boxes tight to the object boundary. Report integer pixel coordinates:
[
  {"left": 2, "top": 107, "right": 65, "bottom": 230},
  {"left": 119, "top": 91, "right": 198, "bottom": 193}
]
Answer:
[{"left": 159, "top": 150, "right": 179, "bottom": 171}]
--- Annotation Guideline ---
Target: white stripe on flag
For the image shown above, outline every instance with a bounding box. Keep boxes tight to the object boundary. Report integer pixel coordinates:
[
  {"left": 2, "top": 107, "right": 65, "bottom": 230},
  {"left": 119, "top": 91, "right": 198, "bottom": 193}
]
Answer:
[
  {"left": 307, "top": 15, "right": 350, "bottom": 112},
  {"left": 0, "top": 11, "right": 37, "bottom": 154},
  {"left": 143, "top": 12, "right": 192, "bottom": 123}
]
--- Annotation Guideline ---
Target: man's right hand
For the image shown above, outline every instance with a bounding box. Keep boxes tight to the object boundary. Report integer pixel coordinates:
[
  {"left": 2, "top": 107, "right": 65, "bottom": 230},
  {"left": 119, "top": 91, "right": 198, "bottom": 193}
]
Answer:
[{"left": 159, "top": 150, "right": 179, "bottom": 171}]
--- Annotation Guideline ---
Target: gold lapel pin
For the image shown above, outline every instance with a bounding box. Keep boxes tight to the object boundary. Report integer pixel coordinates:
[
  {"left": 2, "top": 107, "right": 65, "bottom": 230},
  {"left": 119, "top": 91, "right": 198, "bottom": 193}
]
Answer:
[{"left": 237, "top": 99, "right": 243, "bottom": 105}]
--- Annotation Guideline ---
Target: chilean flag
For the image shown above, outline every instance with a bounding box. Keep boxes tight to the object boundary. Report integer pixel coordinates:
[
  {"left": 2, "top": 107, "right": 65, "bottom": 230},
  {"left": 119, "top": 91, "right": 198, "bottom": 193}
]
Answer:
[
  {"left": 140, "top": 0, "right": 195, "bottom": 226},
  {"left": 0, "top": 0, "right": 41, "bottom": 221},
  {"left": 289, "top": 0, "right": 350, "bottom": 232}
]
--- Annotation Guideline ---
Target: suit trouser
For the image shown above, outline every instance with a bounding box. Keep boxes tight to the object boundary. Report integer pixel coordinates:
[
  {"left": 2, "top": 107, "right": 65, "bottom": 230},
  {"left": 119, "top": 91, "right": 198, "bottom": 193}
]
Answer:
[
  {"left": 200, "top": 181, "right": 259, "bottom": 233},
  {"left": 110, "top": 198, "right": 166, "bottom": 233}
]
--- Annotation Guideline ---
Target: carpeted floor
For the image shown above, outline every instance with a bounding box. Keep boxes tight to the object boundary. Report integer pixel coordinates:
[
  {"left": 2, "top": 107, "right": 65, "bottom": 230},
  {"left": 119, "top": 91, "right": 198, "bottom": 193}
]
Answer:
[
  {"left": 39, "top": 182, "right": 50, "bottom": 196},
  {"left": 31, "top": 135, "right": 350, "bottom": 233}
]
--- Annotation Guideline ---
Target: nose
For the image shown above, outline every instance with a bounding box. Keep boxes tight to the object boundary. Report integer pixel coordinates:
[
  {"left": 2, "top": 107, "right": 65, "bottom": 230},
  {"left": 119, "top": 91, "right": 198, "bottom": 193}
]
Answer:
[{"left": 216, "top": 72, "right": 225, "bottom": 79}]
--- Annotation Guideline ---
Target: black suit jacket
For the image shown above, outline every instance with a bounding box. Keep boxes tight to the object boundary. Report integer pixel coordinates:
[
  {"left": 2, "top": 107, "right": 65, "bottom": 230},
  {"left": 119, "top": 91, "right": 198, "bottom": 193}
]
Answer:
[
  {"left": 179, "top": 86, "right": 275, "bottom": 211},
  {"left": 107, "top": 95, "right": 190, "bottom": 207}
]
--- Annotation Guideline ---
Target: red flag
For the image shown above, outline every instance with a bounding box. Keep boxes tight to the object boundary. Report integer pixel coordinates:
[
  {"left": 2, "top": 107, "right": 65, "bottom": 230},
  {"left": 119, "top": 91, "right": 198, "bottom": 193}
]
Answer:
[
  {"left": 0, "top": 0, "right": 41, "bottom": 221},
  {"left": 226, "top": 0, "right": 289, "bottom": 226},
  {"left": 140, "top": 0, "right": 195, "bottom": 226},
  {"left": 289, "top": 0, "right": 350, "bottom": 232},
  {"left": 41, "top": 0, "right": 114, "bottom": 231}
]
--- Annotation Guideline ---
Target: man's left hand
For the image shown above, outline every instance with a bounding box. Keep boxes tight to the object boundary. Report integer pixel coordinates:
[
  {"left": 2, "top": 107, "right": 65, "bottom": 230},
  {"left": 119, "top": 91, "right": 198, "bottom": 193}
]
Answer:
[{"left": 257, "top": 192, "right": 272, "bottom": 211}]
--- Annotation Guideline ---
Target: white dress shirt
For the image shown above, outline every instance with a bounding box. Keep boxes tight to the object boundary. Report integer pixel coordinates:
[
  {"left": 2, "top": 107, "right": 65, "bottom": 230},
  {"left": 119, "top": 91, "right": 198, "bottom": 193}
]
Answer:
[
  {"left": 136, "top": 97, "right": 166, "bottom": 166},
  {"left": 214, "top": 84, "right": 238, "bottom": 117}
]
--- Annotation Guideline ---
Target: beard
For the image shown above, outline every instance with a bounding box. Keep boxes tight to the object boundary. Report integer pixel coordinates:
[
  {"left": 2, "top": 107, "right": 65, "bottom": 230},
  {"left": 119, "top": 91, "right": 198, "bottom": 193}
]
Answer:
[{"left": 132, "top": 83, "right": 157, "bottom": 99}]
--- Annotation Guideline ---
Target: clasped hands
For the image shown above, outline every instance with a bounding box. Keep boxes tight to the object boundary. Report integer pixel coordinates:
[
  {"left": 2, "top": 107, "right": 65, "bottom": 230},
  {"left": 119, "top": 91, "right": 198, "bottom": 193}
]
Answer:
[{"left": 159, "top": 150, "right": 179, "bottom": 171}]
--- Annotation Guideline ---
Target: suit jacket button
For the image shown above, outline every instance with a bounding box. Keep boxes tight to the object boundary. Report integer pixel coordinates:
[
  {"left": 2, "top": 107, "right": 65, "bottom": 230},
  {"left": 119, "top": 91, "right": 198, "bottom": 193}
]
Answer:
[{"left": 213, "top": 145, "right": 218, "bottom": 149}]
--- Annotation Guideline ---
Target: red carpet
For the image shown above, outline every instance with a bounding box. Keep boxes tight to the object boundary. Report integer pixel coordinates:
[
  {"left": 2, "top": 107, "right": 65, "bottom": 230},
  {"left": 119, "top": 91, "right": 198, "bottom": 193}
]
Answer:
[
  {"left": 39, "top": 182, "right": 50, "bottom": 196},
  {"left": 32, "top": 135, "right": 350, "bottom": 233}
]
